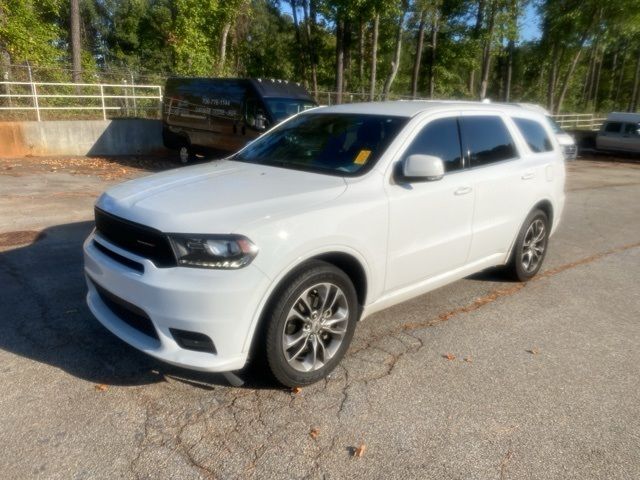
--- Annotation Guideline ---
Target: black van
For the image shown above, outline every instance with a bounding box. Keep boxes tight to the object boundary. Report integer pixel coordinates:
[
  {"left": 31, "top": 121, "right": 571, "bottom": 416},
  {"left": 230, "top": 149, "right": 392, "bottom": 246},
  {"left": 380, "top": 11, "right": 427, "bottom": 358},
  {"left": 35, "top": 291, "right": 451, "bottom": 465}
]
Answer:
[{"left": 162, "top": 77, "right": 317, "bottom": 163}]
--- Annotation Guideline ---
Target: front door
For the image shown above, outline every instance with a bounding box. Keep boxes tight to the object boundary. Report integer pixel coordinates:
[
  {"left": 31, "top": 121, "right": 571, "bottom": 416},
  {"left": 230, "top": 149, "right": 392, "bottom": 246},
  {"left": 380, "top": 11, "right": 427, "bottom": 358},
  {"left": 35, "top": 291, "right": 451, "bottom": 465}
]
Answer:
[{"left": 385, "top": 115, "right": 475, "bottom": 292}]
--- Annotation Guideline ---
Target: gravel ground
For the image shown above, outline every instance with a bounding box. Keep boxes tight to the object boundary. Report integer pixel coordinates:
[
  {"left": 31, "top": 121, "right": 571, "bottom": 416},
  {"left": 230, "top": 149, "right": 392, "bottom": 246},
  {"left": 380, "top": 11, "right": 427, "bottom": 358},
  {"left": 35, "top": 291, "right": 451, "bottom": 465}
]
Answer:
[{"left": 0, "top": 155, "right": 639, "bottom": 480}]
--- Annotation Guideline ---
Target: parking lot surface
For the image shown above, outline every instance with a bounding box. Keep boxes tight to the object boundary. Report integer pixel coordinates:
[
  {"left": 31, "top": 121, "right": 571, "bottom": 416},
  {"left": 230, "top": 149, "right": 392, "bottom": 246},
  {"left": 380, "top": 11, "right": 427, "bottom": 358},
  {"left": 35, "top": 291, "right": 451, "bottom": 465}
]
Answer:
[{"left": 1, "top": 156, "right": 639, "bottom": 479}]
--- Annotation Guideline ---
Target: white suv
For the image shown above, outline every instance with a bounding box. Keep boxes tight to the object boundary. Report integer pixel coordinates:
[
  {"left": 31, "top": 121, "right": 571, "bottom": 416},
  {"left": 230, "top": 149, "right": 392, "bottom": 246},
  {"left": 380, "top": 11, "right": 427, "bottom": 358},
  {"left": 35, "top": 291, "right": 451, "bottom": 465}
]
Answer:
[{"left": 84, "top": 101, "right": 565, "bottom": 386}]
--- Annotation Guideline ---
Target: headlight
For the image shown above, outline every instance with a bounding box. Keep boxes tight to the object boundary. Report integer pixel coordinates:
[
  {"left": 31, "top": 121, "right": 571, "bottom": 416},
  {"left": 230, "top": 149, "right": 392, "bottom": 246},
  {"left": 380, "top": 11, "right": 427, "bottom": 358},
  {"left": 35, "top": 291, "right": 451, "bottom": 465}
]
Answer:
[{"left": 168, "top": 234, "right": 258, "bottom": 269}]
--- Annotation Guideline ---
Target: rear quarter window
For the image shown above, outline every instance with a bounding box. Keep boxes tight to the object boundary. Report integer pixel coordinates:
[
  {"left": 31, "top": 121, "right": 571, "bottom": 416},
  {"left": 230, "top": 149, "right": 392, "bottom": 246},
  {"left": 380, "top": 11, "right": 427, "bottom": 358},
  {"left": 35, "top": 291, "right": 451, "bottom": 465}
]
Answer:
[{"left": 513, "top": 117, "right": 553, "bottom": 153}]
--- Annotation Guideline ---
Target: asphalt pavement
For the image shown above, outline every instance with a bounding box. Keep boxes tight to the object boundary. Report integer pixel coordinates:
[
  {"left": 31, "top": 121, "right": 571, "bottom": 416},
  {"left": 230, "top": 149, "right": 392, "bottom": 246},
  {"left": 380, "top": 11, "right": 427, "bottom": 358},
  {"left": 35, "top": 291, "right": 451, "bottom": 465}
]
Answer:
[{"left": 0, "top": 157, "right": 639, "bottom": 479}]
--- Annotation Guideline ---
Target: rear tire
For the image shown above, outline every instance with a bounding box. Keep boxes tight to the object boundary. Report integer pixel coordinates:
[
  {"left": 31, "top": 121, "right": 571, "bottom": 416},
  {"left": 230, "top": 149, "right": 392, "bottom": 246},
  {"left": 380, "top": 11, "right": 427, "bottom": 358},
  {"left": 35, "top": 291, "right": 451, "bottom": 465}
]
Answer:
[
  {"left": 264, "top": 261, "right": 359, "bottom": 387},
  {"left": 506, "top": 209, "right": 549, "bottom": 282}
]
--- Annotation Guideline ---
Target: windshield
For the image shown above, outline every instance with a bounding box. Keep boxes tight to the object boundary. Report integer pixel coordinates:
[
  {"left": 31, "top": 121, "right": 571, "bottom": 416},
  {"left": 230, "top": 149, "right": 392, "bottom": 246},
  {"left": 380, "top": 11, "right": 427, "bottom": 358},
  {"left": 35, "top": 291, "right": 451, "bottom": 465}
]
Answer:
[
  {"left": 264, "top": 98, "right": 317, "bottom": 122},
  {"left": 232, "top": 113, "right": 408, "bottom": 176},
  {"left": 546, "top": 116, "right": 565, "bottom": 134}
]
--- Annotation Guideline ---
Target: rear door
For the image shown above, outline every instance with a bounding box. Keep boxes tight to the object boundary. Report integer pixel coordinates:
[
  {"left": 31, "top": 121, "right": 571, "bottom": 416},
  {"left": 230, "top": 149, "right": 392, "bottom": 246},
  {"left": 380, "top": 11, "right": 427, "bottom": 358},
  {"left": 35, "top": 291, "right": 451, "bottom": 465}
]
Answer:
[{"left": 460, "top": 113, "right": 533, "bottom": 262}]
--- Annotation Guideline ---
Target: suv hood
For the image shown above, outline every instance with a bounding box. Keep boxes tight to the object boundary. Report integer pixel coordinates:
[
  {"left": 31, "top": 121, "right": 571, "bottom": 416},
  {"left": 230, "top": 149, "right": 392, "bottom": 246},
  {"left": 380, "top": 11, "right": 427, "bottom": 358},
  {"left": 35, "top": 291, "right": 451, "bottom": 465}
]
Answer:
[{"left": 97, "top": 160, "right": 347, "bottom": 233}]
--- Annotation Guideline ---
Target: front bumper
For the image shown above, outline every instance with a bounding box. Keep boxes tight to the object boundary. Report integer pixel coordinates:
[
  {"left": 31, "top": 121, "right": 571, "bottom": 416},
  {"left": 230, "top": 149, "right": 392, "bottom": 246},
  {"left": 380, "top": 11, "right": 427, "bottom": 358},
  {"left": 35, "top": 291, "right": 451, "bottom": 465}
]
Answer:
[{"left": 83, "top": 231, "right": 271, "bottom": 372}]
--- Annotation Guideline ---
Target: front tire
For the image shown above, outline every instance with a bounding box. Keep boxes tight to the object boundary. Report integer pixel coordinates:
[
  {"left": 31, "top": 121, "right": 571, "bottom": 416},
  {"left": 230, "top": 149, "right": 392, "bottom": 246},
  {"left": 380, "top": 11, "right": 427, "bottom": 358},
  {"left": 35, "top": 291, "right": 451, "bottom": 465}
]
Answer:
[
  {"left": 178, "top": 144, "right": 194, "bottom": 164},
  {"left": 506, "top": 209, "right": 550, "bottom": 282},
  {"left": 265, "top": 261, "right": 359, "bottom": 387}
]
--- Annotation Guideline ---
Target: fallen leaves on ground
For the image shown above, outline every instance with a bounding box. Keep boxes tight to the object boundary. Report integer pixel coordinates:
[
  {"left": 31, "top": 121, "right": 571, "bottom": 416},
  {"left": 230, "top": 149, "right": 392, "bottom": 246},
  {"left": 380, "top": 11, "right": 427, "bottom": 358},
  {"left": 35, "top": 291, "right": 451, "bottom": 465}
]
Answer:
[
  {"left": 463, "top": 356, "right": 472, "bottom": 363},
  {"left": 94, "top": 384, "right": 108, "bottom": 392},
  {"left": 0, "top": 155, "right": 178, "bottom": 181},
  {"left": 291, "top": 386, "right": 302, "bottom": 395},
  {"left": 526, "top": 348, "right": 540, "bottom": 355},
  {"left": 353, "top": 443, "right": 366, "bottom": 458},
  {"left": 309, "top": 428, "right": 320, "bottom": 439},
  {"left": 443, "top": 353, "right": 456, "bottom": 360}
]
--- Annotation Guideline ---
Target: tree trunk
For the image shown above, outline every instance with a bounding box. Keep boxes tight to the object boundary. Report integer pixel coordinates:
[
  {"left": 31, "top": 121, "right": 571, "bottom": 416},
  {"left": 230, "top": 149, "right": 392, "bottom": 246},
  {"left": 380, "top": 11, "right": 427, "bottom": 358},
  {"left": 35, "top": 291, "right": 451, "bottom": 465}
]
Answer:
[
  {"left": 608, "top": 49, "right": 618, "bottom": 103},
  {"left": 306, "top": 0, "right": 319, "bottom": 100},
  {"left": 581, "top": 42, "right": 596, "bottom": 107},
  {"left": 335, "top": 17, "right": 344, "bottom": 104},
  {"left": 479, "top": 1, "right": 496, "bottom": 100},
  {"left": 547, "top": 43, "right": 559, "bottom": 113},
  {"left": 382, "top": 5, "right": 408, "bottom": 100},
  {"left": 630, "top": 49, "right": 640, "bottom": 112},
  {"left": 289, "top": 1, "right": 307, "bottom": 84},
  {"left": 557, "top": 9, "right": 599, "bottom": 113},
  {"left": 614, "top": 46, "right": 627, "bottom": 107},
  {"left": 592, "top": 47, "right": 603, "bottom": 111},
  {"left": 469, "top": 0, "right": 485, "bottom": 97},
  {"left": 555, "top": 36, "right": 588, "bottom": 114},
  {"left": 411, "top": 11, "right": 426, "bottom": 99},
  {"left": 358, "top": 18, "right": 365, "bottom": 95},
  {"left": 369, "top": 13, "right": 379, "bottom": 101},
  {"left": 70, "top": 0, "right": 82, "bottom": 83},
  {"left": 428, "top": 12, "right": 439, "bottom": 99},
  {"left": 504, "top": 39, "right": 514, "bottom": 101},
  {"left": 219, "top": 22, "right": 231, "bottom": 75},
  {"left": 343, "top": 19, "right": 352, "bottom": 94}
]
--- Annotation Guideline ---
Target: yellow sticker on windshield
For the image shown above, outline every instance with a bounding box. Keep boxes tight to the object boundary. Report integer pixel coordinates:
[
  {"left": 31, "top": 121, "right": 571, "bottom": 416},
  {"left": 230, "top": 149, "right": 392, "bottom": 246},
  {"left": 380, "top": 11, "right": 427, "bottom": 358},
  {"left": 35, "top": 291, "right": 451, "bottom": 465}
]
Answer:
[{"left": 354, "top": 149, "right": 372, "bottom": 165}]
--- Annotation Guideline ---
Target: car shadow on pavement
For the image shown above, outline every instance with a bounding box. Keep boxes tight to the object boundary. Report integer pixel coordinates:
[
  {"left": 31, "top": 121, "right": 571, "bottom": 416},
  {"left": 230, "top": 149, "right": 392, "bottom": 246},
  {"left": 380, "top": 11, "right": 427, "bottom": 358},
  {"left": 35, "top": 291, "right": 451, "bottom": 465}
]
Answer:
[{"left": 0, "top": 221, "right": 275, "bottom": 390}]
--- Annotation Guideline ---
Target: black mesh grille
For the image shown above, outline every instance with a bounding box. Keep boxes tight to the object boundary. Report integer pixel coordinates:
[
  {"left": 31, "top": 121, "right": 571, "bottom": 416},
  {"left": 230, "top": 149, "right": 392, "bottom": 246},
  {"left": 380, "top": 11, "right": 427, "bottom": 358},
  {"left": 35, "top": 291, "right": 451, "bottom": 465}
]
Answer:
[
  {"left": 94, "top": 207, "right": 176, "bottom": 267},
  {"left": 93, "top": 240, "right": 145, "bottom": 273},
  {"left": 92, "top": 280, "right": 159, "bottom": 341}
]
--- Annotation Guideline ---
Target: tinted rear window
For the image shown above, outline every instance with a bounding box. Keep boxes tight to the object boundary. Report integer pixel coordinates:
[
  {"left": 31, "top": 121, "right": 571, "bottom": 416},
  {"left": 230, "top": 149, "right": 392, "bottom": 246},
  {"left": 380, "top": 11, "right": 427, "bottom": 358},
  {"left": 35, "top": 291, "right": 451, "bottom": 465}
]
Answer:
[
  {"left": 513, "top": 117, "right": 553, "bottom": 153},
  {"left": 460, "top": 116, "right": 518, "bottom": 167}
]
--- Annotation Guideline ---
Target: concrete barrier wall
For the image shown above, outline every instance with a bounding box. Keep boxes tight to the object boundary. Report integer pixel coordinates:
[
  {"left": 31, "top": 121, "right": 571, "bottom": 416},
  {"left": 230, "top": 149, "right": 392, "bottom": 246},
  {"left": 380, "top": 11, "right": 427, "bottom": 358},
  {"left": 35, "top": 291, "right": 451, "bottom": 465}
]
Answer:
[{"left": 0, "top": 119, "right": 168, "bottom": 157}]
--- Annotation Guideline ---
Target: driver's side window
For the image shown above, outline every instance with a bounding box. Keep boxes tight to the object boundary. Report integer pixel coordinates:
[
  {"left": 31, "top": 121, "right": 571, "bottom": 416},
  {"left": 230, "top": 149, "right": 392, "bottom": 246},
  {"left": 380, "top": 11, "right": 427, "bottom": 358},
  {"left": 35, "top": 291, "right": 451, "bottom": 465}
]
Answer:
[{"left": 404, "top": 117, "right": 463, "bottom": 172}]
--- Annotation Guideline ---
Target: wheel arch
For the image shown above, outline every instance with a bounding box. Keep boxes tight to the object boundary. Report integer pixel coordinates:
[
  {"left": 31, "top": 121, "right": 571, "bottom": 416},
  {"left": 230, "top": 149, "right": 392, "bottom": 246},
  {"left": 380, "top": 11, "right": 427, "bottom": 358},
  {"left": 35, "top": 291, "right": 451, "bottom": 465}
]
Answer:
[
  {"left": 533, "top": 199, "right": 554, "bottom": 228},
  {"left": 242, "top": 250, "right": 370, "bottom": 359},
  {"left": 505, "top": 199, "right": 555, "bottom": 265}
]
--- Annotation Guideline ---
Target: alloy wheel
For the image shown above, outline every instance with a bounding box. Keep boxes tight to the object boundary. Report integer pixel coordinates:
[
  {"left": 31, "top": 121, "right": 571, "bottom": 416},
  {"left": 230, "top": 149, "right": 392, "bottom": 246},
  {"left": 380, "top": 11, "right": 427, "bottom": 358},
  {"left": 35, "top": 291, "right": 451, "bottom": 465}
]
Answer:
[
  {"left": 521, "top": 218, "right": 546, "bottom": 273},
  {"left": 282, "top": 282, "right": 349, "bottom": 372}
]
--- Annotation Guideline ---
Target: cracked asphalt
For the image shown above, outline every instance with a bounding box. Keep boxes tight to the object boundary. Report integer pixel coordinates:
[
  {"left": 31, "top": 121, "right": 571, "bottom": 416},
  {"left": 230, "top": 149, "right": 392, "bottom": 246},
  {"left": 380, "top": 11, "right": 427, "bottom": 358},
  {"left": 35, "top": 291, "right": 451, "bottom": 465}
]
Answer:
[{"left": 1, "top": 156, "right": 639, "bottom": 480}]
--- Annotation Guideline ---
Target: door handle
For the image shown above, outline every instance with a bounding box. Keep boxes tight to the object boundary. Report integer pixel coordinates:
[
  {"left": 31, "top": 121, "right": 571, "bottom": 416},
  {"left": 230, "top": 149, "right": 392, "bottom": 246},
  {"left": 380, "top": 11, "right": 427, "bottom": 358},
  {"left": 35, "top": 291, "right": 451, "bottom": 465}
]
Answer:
[
  {"left": 521, "top": 171, "right": 535, "bottom": 180},
  {"left": 454, "top": 186, "right": 472, "bottom": 196}
]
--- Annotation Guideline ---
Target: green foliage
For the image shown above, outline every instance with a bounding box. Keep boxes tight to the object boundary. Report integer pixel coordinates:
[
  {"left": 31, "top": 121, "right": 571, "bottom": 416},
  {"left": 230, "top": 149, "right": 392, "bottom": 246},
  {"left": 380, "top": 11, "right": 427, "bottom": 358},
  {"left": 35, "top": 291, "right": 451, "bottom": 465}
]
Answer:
[
  {"left": 0, "top": 0, "right": 64, "bottom": 65},
  {"left": 1, "top": 0, "right": 639, "bottom": 112}
]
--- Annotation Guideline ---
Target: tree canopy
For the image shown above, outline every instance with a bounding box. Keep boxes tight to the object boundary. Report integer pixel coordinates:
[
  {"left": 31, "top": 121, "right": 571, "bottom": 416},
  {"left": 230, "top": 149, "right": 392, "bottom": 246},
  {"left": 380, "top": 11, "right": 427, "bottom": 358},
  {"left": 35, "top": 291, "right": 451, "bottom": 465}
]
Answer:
[{"left": 1, "top": 0, "right": 639, "bottom": 113}]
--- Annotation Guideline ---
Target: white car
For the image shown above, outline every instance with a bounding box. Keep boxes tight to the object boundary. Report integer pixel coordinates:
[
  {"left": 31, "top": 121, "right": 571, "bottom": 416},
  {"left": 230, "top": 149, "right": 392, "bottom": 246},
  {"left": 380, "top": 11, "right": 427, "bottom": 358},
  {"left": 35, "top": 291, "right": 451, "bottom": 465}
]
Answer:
[
  {"left": 84, "top": 101, "right": 565, "bottom": 386},
  {"left": 596, "top": 112, "right": 640, "bottom": 154}
]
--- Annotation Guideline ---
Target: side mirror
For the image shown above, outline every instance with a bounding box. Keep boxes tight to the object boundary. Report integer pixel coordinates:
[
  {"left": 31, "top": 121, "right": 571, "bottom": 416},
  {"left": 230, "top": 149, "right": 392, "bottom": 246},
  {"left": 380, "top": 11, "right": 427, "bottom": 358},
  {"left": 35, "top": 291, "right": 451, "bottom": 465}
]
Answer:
[{"left": 402, "top": 154, "right": 445, "bottom": 182}]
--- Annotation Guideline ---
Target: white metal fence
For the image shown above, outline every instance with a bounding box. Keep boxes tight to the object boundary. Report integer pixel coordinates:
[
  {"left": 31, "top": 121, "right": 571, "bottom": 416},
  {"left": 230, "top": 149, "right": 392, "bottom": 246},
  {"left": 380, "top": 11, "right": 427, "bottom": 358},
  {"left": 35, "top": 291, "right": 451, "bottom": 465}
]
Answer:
[
  {"left": 0, "top": 81, "right": 608, "bottom": 130},
  {"left": 551, "top": 113, "right": 606, "bottom": 131},
  {"left": 0, "top": 81, "right": 162, "bottom": 121}
]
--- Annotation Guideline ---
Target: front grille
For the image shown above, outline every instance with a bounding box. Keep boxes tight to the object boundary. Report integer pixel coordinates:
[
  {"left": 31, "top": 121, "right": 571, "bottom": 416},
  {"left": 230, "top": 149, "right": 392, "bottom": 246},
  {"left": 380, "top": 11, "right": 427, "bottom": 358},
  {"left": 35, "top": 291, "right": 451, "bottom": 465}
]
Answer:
[
  {"left": 91, "top": 280, "right": 159, "bottom": 341},
  {"left": 94, "top": 207, "right": 176, "bottom": 267},
  {"left": 93, "top": 240, "right": 145, "bottom": 273}
]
